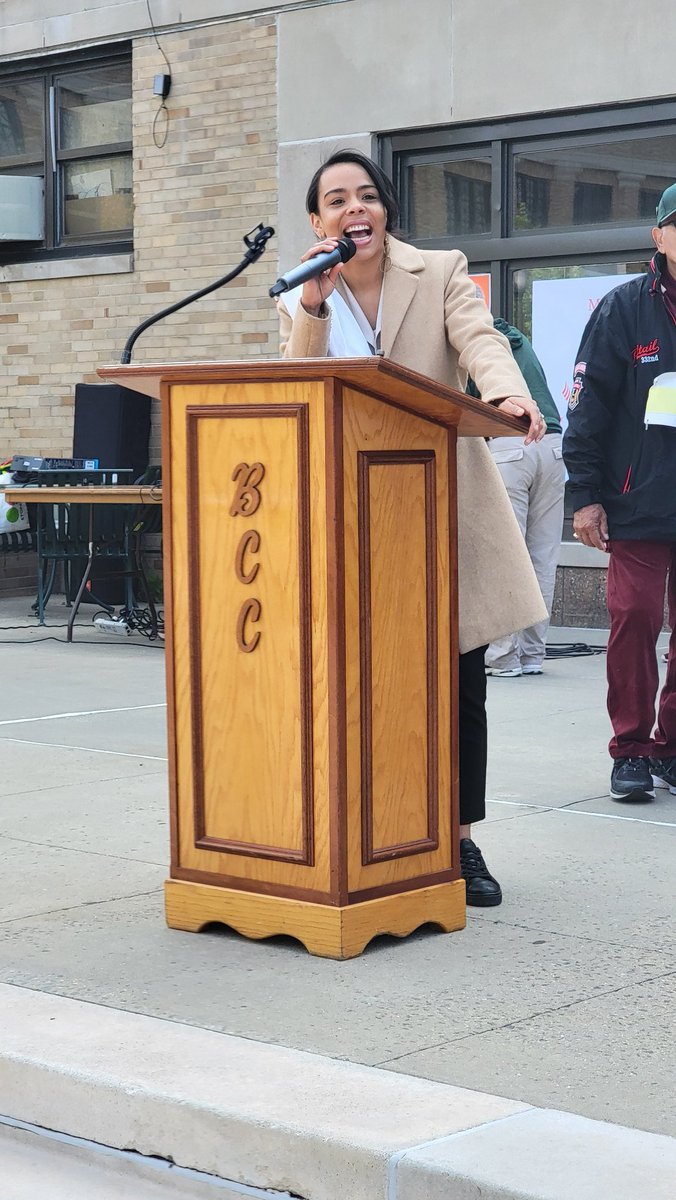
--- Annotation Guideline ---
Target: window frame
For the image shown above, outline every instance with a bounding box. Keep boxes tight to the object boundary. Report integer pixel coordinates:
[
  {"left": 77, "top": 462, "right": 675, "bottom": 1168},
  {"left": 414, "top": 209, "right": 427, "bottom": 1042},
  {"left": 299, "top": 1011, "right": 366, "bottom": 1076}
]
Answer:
[
  {"left": 0, "top": 44, "right": 133, "bottom": 266},
  {"left": 382, "top": 97, "right": 676, "bottom": 319}
]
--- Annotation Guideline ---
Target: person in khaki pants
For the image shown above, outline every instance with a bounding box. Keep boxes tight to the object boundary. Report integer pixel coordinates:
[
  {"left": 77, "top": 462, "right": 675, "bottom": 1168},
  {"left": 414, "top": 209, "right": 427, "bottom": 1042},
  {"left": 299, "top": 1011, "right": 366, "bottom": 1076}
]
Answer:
[{"left": 471, "top": 318, "right": 565, "bottom": 677}]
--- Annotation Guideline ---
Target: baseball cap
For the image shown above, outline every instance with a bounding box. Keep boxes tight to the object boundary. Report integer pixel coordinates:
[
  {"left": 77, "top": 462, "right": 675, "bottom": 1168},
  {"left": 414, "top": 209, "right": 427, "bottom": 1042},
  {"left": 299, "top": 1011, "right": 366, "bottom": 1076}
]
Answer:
[{"left": 656, "top": 183, "right": 676, "bottom": 227}]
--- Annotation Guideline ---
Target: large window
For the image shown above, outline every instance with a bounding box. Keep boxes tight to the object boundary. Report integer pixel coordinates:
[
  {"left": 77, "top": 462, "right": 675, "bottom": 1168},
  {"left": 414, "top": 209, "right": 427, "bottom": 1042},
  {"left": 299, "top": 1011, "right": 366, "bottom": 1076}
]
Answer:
[
  {"left": 409, "top": 157, "right": 492, "bottom": 238},
  {"left": 384, "top": 100, "right": 676, "bottom": 336},
  {"left": 384, "top": 102, "right": 676, "bottom": 542},
  {"left": 512, "top": 134, "right": 676, "bottom": 233},
  {"left": 0, "top": 47, "right": 132, "bottom": 262}
]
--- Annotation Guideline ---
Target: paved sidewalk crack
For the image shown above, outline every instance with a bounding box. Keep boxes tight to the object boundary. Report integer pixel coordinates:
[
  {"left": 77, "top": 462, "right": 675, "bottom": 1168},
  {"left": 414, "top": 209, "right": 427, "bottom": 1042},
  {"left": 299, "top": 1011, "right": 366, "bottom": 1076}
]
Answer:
[
  {"left": 484, "top": 805, "right": 555, "bottom": 822},
  {"left": 487, "top": 797, "right": 676, "bottom": 827},
  {"left": 0, "top": 888, "right": 162, "bottom": 924},
  {"left": 0, "top": 833, "right": 166, "bottom": 867},
  {"left": 0, "top": 769, "right": 166, "bottom": 800},
  {"left": 469, "top": 913, "right": 676, "bottom": 954},
  {"left": 558, "top": 793, "right": 616, "bottom": 807},
  {"left": 374, "top": 965, "right": 676, "bottom": 1067},
  {"left": 0, "top": 735, "right": 167, "bottom": 762}
]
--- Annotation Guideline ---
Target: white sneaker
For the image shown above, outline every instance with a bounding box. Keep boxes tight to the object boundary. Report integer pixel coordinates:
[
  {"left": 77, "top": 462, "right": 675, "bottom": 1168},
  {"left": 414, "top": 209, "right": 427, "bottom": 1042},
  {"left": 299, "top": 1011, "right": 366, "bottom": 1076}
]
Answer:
[
  {"left": 522, "top": 664, "right": 544, "bottom": 675},
  {"left": 487, "top": 666, "right": 522, "bottom": 677}
]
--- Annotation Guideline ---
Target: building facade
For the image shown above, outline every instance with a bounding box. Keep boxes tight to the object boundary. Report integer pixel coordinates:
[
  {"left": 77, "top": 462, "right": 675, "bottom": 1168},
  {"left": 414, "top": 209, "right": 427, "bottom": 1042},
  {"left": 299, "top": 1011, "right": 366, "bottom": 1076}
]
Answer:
[{"left": 1, "top": 0, "right": 675, "bottom": 620}]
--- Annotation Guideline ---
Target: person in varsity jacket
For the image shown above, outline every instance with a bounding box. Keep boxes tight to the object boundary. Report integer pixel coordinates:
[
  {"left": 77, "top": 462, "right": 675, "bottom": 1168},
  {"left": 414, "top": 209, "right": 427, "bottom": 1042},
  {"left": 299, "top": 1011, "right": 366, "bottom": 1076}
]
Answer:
[{"left": 563, "top": 182, "right": 676, "bottom": 803}]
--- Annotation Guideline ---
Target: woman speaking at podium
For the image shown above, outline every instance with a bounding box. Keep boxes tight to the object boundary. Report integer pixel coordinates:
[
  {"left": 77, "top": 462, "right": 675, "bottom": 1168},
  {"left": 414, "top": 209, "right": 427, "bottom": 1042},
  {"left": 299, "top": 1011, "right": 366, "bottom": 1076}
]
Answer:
[{"left": 277, "top": 149, "right": 546, "bottom": 908}]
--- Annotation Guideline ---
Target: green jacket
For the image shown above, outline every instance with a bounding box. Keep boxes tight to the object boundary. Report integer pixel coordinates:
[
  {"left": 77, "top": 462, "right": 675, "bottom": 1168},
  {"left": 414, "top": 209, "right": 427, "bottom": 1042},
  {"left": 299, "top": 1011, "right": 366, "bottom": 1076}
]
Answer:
[{"left": 468, "top": 317, "right": 562, "bottom": 434}]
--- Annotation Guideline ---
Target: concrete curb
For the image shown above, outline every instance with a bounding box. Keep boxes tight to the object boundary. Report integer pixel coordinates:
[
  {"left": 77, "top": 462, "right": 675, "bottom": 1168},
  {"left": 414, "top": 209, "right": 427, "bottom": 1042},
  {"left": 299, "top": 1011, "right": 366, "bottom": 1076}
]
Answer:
[{"left": 1, "top": 983, "right": 674, "bottom": 1199}]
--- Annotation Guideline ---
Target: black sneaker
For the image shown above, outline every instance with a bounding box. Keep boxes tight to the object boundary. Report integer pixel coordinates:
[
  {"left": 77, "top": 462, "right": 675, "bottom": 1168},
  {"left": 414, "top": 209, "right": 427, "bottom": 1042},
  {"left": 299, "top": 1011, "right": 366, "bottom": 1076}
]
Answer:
[
  {"left": 649, "top": 756, "right": 676, "bottom": 794},
  {"left": 609, "top": 757, "right": 655, "bottom": 802},
  {"left": 460, "top": 838, "right": 502, "bottom": 907}
]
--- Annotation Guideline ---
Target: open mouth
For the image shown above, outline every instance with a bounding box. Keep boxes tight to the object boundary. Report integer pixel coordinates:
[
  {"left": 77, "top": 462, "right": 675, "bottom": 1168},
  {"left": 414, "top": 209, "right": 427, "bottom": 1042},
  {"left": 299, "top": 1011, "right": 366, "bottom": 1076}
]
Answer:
[{"left": 343, "top": 223, "right": 373, "bottom": 243}]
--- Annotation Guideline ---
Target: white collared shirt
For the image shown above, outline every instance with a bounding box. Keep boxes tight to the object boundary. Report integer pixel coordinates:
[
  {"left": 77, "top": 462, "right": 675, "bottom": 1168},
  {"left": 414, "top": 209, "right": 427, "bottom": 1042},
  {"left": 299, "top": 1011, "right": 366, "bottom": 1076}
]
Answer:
[{"left": 339, "top": 279, "right": 384, "bottom": 356}]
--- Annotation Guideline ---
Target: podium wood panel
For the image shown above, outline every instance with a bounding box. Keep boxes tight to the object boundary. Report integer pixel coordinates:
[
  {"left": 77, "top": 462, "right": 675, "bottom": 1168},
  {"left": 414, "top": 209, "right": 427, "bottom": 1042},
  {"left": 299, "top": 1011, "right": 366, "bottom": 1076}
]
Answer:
[
  {"left": 365, "top": 457, "right": 433, "bottom": 855},
  {"left": 342, "top": 388, "right": 454, "bottom": 893},
  {"left": 189, "top": 405, "right": 312, "bottom": 862},
  {"left": 169, "top": 382, "right": 332, "bottom": 894}
]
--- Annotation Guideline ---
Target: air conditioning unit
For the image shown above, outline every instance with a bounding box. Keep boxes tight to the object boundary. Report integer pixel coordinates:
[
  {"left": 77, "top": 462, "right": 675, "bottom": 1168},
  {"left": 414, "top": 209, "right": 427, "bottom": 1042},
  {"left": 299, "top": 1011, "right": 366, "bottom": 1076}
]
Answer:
[{"left": 0, "top": 175, "right": 44, "bottom": 241}]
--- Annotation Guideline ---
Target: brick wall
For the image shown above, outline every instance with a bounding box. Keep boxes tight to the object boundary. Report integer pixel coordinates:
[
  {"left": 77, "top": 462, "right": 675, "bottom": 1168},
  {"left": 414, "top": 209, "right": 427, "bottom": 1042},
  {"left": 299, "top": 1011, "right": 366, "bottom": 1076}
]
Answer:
[{"left": 0, "top": 15, "right": 279, "bottom": 468}]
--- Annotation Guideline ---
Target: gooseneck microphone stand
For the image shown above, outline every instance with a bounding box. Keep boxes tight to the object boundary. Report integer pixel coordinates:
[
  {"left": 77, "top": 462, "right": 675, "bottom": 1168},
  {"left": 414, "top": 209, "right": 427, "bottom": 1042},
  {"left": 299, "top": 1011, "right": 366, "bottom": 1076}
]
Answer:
[{"left": 120, "top": 223, "right": 275, "bottom": 364}]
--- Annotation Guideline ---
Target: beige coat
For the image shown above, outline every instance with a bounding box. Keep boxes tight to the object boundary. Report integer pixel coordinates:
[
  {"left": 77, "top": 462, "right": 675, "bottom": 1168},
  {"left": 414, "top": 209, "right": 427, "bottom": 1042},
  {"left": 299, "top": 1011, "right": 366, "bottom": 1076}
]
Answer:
[{"left": 279, "top": 235, "right": 547, "bottom": 653}]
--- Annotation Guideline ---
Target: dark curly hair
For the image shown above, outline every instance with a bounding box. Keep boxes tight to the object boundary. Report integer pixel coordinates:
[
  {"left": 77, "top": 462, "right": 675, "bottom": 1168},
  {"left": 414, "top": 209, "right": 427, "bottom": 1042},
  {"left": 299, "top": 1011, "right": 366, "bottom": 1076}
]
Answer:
[{"left": 305, "top": 149, "right": 400, "bottom": 233}]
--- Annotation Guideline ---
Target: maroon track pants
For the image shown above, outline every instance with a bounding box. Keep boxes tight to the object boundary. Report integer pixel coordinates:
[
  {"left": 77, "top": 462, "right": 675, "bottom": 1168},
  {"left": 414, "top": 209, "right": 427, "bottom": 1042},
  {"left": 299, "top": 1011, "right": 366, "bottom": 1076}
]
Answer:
[{"left": 606, "top": 539, "right": 676, "bottom": 758}]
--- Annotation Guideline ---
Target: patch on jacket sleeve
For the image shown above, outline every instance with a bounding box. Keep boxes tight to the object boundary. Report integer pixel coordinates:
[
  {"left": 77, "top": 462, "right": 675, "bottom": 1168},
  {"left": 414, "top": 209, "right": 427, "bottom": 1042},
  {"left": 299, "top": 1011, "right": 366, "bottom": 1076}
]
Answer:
[{"left": 568, "top": 371, "right": 584, "bottom": 410}]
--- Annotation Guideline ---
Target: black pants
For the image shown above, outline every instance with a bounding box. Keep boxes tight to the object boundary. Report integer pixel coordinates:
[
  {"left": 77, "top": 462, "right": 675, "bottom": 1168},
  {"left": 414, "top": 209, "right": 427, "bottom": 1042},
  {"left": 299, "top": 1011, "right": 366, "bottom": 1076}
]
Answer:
[{"left": 459, "top": 645, "right": 488, "bottom": 827}]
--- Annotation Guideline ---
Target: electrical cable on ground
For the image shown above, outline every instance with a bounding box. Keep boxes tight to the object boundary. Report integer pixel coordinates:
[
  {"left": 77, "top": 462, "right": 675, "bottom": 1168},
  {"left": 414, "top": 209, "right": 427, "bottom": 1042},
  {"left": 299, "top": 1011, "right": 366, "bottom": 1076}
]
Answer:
[
  {"left": 0, "top": 623, "right": 72, "bottom": 630},
  {"left": 545, "top": 642, "right": 606, "bottom": 658}
]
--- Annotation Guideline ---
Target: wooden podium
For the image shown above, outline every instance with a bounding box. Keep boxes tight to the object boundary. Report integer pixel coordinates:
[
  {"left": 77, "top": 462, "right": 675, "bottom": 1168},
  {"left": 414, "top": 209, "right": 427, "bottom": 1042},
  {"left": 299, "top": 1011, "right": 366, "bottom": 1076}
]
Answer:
[{"left": 100, "top": 358, "right": 524, "bottom": 958}]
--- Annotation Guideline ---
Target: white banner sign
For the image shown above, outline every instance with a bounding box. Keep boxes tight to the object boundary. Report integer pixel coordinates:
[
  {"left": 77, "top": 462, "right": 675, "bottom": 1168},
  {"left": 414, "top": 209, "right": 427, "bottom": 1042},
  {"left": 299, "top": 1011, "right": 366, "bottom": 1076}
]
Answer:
[{"left": 532, "top": 273, "right": 641, "bottom": 429}]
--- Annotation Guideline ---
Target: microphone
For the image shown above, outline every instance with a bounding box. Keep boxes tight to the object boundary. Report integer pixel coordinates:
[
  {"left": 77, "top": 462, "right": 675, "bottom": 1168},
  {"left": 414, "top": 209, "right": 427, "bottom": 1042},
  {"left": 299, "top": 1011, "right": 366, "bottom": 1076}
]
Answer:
[{"left": 269, "top": 237, "right": 356, "bottom": 298}]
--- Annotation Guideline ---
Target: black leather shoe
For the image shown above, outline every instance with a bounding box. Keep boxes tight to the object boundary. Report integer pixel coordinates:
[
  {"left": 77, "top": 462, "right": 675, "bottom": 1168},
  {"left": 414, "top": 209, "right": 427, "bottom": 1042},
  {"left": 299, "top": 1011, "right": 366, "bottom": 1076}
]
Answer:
[
  {"left": 460, "top": 838, "right": 502, "bottom": 907},
  {"left": 610, "top": 756, "right": 655, "bottom": 802}
]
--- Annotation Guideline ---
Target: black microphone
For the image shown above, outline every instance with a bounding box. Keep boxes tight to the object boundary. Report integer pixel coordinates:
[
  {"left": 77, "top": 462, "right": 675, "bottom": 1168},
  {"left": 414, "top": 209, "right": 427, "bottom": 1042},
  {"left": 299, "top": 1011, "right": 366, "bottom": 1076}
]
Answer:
[{"left": 269, "top": 237, "right": 356, "bottom": 298}]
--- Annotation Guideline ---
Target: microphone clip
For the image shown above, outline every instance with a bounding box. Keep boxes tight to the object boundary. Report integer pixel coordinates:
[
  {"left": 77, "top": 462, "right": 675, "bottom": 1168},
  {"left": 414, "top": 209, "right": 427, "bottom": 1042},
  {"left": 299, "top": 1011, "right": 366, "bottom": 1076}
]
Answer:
[{"left": 244, "top": 223, "right": 275, "bottom": 261}]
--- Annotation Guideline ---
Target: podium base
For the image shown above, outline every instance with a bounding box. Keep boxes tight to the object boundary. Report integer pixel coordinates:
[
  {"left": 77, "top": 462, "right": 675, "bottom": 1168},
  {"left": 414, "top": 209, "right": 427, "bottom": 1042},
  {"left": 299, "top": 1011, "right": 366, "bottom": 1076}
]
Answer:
[{"left": 165, "top": 878, "right": 466, "bottom": 960}]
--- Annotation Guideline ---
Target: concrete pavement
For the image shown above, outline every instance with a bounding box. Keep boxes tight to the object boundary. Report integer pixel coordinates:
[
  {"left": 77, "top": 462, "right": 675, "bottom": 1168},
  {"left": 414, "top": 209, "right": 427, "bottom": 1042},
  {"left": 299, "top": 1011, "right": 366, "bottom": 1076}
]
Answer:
[{"left": 0, "top": 595, "right": 674, "bottom": 1195}]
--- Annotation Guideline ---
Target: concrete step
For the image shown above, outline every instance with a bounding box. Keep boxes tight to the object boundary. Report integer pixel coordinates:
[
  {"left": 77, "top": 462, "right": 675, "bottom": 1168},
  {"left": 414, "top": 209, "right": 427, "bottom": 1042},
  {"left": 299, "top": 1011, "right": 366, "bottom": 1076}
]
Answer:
[{"left": 2, "top": 982, "right": 676, "bottom": 1200}]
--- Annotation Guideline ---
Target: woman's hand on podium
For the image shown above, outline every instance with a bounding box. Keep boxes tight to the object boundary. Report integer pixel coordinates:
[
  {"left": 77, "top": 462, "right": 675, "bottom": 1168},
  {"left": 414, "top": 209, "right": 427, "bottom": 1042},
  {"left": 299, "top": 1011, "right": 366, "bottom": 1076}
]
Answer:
[{"left": 495, "top": 395, "right": 546, "bottom": 445}]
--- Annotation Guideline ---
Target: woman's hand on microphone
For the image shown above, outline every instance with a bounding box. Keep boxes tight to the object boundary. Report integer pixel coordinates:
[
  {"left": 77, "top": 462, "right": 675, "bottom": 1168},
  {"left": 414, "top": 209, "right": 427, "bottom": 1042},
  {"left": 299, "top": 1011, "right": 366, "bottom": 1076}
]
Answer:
[{"left": 300, "top": 238, "right": 344, "bottom": 314}]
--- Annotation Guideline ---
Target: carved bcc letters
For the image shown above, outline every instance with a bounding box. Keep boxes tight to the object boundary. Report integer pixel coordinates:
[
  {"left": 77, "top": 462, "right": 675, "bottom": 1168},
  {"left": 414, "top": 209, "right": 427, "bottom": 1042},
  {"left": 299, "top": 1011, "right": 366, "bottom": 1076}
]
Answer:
[{"left": 231, "top": 463, "right": 264, "bottom": 652}]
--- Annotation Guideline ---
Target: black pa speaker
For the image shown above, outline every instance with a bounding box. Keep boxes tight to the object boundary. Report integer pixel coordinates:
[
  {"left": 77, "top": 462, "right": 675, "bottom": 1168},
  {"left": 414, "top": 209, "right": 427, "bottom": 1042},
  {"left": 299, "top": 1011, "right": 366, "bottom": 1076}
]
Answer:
[
  {"left": 73, "top": 383, "right": 151, "bottom": 477},
  {"left": 72, "top": 383, "right": 152, "bottom": 605}
]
